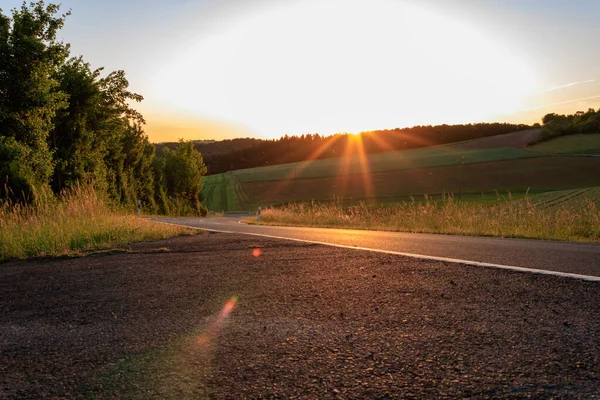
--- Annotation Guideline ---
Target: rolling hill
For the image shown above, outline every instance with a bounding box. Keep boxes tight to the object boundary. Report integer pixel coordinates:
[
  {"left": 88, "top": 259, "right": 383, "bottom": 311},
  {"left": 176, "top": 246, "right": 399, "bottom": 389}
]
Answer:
[{"left": 202, "top": 129, "right": 600, "bottom": 212}]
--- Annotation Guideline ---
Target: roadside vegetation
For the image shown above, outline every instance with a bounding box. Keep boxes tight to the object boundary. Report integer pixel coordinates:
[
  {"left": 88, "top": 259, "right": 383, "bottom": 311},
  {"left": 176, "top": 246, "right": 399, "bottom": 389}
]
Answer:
[
  {"left": 0, "top": 2, "right": 207, "bottom": 215},
  {"left": 0, "top": 185, "right": 198, "bottom": 262},
  {"left": 255, "top": 188, "right": 600, "bottom": 243},
  {"left": 0, "top": 2, "right": 206, "bottom": 260}
]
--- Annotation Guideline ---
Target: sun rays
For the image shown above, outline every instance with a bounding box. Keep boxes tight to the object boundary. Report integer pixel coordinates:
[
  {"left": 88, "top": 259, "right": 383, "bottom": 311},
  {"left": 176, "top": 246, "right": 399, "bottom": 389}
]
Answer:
[
  {"left": 340, "top": 134, "right": 374, "bottom": 201},
  {"left": 264, "top": 133, "right": 378, "bottom": 202}
]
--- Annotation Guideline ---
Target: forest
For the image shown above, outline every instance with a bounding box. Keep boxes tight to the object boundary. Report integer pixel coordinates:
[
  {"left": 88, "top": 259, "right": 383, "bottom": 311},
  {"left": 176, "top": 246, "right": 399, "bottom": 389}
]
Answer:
[{"left": 0, "top": 1, "right": 207, "bottom": 215}]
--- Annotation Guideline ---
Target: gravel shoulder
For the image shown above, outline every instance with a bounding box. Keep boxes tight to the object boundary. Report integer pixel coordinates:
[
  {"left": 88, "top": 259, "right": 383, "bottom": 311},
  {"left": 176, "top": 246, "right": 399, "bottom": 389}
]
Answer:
[{"left": 1, "top": 233, "right": 599, "bottom": 399}]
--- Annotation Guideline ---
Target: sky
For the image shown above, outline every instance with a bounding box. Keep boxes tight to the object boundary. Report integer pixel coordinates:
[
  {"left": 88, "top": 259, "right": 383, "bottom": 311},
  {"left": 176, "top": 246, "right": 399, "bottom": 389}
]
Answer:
[{"left": 2, "top": 0, "right": 600, "bottom": 142}]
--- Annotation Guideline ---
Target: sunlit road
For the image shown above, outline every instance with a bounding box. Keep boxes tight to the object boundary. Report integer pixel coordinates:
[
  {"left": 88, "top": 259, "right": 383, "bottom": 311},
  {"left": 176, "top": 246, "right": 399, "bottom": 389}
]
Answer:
[{"left": 155, "top": 216, "right": 600, "bottom": 278}]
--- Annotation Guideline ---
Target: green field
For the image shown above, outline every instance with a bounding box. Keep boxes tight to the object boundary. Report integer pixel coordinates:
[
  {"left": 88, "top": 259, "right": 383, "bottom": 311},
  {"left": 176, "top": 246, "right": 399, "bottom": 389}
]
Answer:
[
  {"left": 232, "top": 147, "right": 534, "bottom": 184},
  {"left": 201, "top": 172, "right": 248, "bottom": 212},
  {"left": 202, "top": 130, "right": 600, "bottom": 212},
  {"left": 526, "top": 133, "right": 600, "bottom": 155},
  {"left": 520, "top": 186, "right": 600, "bottom": 209},
  {"left": 240, "top": 157, "right": 600, "bottom": 206}
]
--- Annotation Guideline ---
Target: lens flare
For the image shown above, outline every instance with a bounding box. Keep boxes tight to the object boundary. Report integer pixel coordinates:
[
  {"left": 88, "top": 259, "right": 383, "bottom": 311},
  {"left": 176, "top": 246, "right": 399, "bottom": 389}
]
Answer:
[
  {"left": 195, "top": 296, "right": 238, "bottom": 345},
  {"left": 252, "top": 248, "right": 262, "bottom": 257},
  {"left": 221, "top": 296, "right": 238, "bottom": 317}
]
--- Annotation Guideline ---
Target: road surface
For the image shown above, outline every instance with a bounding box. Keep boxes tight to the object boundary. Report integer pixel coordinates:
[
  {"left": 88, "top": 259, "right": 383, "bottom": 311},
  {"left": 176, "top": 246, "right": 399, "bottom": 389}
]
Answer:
[
  {"left": 155, "top": 215, "right": 600, "bottom": 279},
  {"left": 3, "top": 234, "right": 599, "bottom": 398}
]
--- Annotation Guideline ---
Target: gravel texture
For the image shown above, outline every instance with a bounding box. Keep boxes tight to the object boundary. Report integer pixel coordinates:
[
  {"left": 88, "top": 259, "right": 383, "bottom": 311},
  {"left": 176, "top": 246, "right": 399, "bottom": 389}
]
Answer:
[{"left": 1, "top": 232, "right": 599, "bottom": 399}]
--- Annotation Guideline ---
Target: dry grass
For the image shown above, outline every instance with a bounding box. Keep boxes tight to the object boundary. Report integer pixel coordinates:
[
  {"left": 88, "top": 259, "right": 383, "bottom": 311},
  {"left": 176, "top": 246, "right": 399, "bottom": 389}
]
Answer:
[
  {"left": 0, "top": 185, "right": 199, "bottom": 262},
  {"left": 257, "top": 194, "right": 600, "bottom": 243}
]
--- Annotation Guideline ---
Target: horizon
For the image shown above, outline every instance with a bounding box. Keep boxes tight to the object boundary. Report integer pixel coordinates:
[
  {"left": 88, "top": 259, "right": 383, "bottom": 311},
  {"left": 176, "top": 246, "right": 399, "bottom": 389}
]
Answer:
[
  {"left": 3, "top": 0, "right": 600, "bottom": 142},
  {"left": 149, "top": 120, "right": 538, "bottom": 144}
]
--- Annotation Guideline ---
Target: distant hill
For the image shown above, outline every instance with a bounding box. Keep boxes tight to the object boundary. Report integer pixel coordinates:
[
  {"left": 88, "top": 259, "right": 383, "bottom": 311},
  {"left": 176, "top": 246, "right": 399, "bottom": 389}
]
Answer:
[
  {"left": 201, "top": 129, "right": 600, "bottom": 212},
  {"left": 526, "top": 133, "right": 600, "bottom": 155},
  {"left": 451, "top": 129, "right": 541, "bottom": 150},
  {"left": 155, "top": 123, "right": 534, "bottom": 175}
]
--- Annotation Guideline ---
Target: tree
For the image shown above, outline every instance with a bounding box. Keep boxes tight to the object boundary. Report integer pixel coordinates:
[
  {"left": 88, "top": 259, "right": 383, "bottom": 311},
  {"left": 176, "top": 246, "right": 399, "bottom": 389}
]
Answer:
[
  {"left": 51, "top": 57, "right": 106, "bottom": 192},
  {"left": 158, "top": 140, "right": 207, "bottom": 215},
  {"left": 534, "top": 109, "right": 600, "bottom": 144},
  {"left": 97, "top": 69, "right": 153, "bottom": 208},
  {"left": 542, "top": 113, "right": 561, "bottom": 125},
  {"left": 50, "top": 55, "right": 156, "bottom": 213},
  {"left": 0, "top": 1, "right": 70, "bottom": 200}
]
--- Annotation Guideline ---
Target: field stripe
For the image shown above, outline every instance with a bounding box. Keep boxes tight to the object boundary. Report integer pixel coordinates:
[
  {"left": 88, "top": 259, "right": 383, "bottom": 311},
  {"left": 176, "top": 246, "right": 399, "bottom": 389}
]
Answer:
[{"left": 157, "top": 221, "right": 600, "bottom": 282}]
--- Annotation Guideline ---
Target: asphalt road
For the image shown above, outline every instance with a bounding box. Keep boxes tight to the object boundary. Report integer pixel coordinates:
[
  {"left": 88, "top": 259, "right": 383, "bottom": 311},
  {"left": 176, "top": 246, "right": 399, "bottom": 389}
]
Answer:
[
  {"left": 155, "top": 216, "right": 600, "bottom": 278},
  {"left": 2, "top": 234, "right": 600, "bottom": 398}
]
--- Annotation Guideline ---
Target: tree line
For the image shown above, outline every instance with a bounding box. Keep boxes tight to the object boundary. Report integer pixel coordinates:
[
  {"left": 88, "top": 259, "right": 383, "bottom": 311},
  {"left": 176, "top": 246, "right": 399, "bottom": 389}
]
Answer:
[
  {"left": 0, "top": 1, "right": 207, "bottom": 215},
  {"left": 534, "top": 109, "right": 600, "bottom": 144},
  {"left": 157, "top": 123, "right": 534, "bottom": 175}
]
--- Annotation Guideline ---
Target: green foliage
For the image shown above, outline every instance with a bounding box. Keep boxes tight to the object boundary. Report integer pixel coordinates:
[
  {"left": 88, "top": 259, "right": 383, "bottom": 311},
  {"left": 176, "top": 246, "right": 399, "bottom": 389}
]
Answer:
[
  {"left": 533, "top": 109, "right": 600, "bottom": 144},
  {"left": 51, "top": 55, "right": 156, "bottom": 211},
  {"left": 0, "top": 137, "right": 37, "bottom": 198},
  {"left": 0, "top": 1, "right": 70, "bottom": 200},
  {"left": 51, "top": 57, "right": 107, "bottom": 191},
  {"left": 155, "top": 140, "right": 208, "bottom": 215},
  {"left": 0, "top": 2, "right": 207, "bottom": 217}
]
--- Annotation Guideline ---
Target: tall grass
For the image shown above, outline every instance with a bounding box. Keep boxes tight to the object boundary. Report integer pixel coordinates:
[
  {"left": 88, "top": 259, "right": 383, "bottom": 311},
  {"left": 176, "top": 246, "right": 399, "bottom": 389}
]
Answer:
[
  {"left": 0, "top": 185, "right": 198, "bottom": 261},
  {"left": 259, "top": 194, "right": 600, "bottom": 243}
]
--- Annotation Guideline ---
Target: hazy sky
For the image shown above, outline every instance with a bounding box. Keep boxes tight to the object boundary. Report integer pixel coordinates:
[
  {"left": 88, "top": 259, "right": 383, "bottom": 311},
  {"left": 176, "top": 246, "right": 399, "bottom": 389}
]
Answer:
[{"left": 2, "top": 0, "right": 599, "bottom": 142}]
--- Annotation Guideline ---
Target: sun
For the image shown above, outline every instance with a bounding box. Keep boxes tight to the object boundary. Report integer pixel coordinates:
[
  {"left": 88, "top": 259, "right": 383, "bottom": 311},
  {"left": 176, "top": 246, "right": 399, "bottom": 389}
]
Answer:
[
  {"left": 347, "top": 133, "right": 362, "bottom": 142},
  {"left": 153, "top": 0, "right": 539, "bottom": 138}
]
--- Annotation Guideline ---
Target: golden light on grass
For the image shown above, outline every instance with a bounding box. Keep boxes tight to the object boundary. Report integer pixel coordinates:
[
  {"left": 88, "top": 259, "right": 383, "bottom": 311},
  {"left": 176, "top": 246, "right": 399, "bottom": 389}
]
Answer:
[
  {"left": 351, "top": 134, "right": 374, "bottom": 201},
  {"left": 266, "top": 135, "right": 345, "bottom": 197},
  {"left": 258, "top": 194, "right": 600, "bottom": 243},
  {"left": 0, "top": 185, "right": 198, "bottom": 261},
  {"left": 339, "top": 134, "right": 374, "bottom": 200},
  {"left": 362, "top": 132, "right": 395, "bottom": 153}
]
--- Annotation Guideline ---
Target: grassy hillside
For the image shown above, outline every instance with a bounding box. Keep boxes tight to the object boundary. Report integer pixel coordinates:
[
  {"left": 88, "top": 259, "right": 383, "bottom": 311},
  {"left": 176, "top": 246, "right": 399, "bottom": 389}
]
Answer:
[
  {"left": 201, "top": 173, "right": 244, "bottom": 212},
  {"left": 232, "top": 147, "right": 533, "bottom": 184},
  {"left": 526, "top": 133, "right": 600, "bottom": 155},
  {"left": 239, "top": 157, "right": 600, "bottom": 207},
  {"left": 202, "top": 130, "right": 600, "bottom": 212},
  {"left": 445, "top": 128, "right": 541, "bottom": 150}
]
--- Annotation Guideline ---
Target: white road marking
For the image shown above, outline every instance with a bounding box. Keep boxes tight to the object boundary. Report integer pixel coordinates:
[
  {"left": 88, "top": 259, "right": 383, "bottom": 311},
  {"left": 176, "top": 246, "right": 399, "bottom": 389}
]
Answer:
[{"left": 157, "top": 221, "right": 600, "bottom": 282}]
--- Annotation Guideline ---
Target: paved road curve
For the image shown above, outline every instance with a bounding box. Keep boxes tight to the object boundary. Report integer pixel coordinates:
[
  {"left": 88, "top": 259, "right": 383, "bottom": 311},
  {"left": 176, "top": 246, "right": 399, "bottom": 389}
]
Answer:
[{"left": 155, "top": 216, "right": 600, "bottom": 278}]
